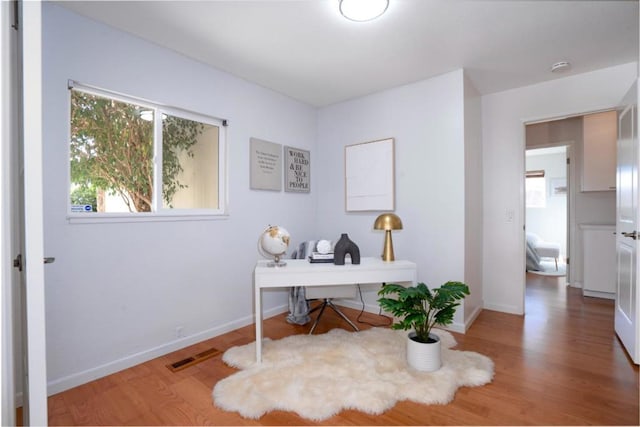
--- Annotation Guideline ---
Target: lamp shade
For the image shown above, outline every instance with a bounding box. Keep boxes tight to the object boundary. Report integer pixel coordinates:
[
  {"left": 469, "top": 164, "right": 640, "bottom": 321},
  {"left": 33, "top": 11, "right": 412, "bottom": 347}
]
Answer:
[{"left": 373, "top": 213, "right": 403, "bottom": 231}]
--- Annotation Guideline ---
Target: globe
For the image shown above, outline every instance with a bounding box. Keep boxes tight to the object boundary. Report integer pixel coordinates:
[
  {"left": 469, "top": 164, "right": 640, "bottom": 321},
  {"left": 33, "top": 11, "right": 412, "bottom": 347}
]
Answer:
[{"left": 258, "top": 225, "right": 291, "bottom": 267}]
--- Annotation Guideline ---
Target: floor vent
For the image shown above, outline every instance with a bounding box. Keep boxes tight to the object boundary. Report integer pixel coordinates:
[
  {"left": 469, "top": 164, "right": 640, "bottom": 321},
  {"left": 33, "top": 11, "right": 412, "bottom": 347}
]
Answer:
[{"left": 166, "top": 347, "right": 221, "bottom": 372}]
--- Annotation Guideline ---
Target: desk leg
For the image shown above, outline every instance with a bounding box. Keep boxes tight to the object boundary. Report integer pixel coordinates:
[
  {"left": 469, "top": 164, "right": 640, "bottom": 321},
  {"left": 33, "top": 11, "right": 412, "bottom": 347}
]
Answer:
[{"left": 255, "top": 284, "right": 262, "bottom": 363}]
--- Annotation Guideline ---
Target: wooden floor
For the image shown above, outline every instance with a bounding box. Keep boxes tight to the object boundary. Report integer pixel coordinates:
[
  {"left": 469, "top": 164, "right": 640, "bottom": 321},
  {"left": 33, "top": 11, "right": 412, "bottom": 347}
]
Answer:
[{"left": 46, "top": 275, "right": 639, "bottom": 425}]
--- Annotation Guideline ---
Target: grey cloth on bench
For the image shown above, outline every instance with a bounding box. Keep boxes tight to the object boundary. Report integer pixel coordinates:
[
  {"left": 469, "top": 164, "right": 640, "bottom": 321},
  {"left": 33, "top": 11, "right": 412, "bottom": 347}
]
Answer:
[
  {"left": 285, "top": 241, "right": 314, "bottom": 325},
  {"left": 526, "top": 232, "right": 561, "bottom": 271},
  {"left": 287, "top": 286, "right": 310, "bottom": 325}
]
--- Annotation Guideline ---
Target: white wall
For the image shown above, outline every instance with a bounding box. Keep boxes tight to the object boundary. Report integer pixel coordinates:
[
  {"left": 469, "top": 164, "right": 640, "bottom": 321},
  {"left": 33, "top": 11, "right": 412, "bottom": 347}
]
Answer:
[
  {"left": 463, "top": 74, "right": 484, "bottom": 326},
  {"left": 315, "top": 70, "right": 469, "bottom": 329},
  {"left": 42, "top": 4, "right": 317, "bottom": 393},
  {"left": 482, "top": 62, "right": 637, "bottom": 315}
]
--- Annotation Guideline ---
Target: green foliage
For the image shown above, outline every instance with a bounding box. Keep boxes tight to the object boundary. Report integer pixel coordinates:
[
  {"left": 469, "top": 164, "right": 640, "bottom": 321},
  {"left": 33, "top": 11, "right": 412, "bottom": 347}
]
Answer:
[
  {"left": 70, "top": 183, "right": 97, "bottom": 212},
  {"left": 70, "top": 91, "right": 204, "bottom": 212},
  {"left": 377, "top": 281, "right": 470, "bottom": 343},
  {"left": 162, "top": 116, "right": 204, "bottom": 207}
]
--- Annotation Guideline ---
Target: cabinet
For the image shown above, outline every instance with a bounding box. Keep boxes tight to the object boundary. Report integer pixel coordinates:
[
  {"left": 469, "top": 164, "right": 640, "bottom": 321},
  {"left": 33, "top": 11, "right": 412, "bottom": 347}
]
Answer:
[
  {"left": 581, "top": 224, "right": 616, "bottom": 299},
  {"left": 582, "top": 111, "right": 617, "bottom": 192}
]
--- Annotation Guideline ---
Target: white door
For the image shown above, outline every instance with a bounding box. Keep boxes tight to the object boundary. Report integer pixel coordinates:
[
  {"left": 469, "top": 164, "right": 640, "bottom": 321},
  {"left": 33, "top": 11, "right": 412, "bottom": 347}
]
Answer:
[
  {"left": 18, "top": 0, "right": 49, "bottom": 424},
  {"left": 565, "top": 146, "right": 572, "bottom": 283},
  {"left": 615, "top": 80, "right": 639, "bottom": 365}
]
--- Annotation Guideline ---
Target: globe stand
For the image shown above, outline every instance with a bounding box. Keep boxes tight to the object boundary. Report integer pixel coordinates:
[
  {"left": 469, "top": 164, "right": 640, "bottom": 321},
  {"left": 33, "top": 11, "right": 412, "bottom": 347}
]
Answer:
[{"left": 267, "top": 254, "right": 287, "bottom": 268}]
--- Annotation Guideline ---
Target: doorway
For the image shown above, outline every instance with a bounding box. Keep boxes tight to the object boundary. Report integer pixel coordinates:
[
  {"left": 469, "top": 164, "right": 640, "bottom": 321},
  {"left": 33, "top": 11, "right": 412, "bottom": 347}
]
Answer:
[
  {"left": 525, "top": 145, "right": 569, "bottom": 279},
  {"left": 524, "top": 111, "right": 618, "bottom": 310}
]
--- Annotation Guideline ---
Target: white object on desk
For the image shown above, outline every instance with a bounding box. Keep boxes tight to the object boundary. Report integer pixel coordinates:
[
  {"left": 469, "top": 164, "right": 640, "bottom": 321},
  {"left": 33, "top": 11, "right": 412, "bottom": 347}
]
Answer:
[
  {"left": 253, "top": 257, "right": 417, "bottom": 362},
  {"left": 316, "top": 239, "right": 332, "bottom": 254}
]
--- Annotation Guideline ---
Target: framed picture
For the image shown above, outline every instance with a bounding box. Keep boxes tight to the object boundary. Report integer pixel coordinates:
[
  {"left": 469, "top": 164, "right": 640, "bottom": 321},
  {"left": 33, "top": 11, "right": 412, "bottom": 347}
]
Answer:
[
  {"left": 284, "top": 146, "right": 310, "bottom": 193},
  {"left": 344, "top": 138, "right": 395, "bottom": 211},
  {"left": 550, "top": 177, "right": 567, "bottom": 196},
  {"left": 250, "top": 138, "right": 282, "bottom": 191}
]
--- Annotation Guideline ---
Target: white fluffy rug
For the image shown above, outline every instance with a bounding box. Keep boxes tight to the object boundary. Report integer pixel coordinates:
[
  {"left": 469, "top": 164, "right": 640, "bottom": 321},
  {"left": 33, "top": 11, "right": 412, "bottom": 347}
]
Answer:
[
  {"left": 528, "top": 259, "right": 567, "bottom": 277},
  {"left": 212, "top": 328, "right": 494, "bottom": 421}
]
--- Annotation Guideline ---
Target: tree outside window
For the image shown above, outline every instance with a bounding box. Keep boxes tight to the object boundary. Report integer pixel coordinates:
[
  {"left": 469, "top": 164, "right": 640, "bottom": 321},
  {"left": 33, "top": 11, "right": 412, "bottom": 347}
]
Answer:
[{"left": 69, "top": 88, "right": 221, "bottom": 214}]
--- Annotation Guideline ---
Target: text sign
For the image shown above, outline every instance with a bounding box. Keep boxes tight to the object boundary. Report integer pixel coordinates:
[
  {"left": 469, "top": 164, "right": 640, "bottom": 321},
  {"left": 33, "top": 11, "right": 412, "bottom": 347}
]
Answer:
[
  {"left": 250, "top": 137, "right": 282, "bottom": 191},
  {"left": 285, "top": 146, "right": 310, "bottom": 193},
  {"left": 70, "top": 204, "right": 93, "bottom": 213}
]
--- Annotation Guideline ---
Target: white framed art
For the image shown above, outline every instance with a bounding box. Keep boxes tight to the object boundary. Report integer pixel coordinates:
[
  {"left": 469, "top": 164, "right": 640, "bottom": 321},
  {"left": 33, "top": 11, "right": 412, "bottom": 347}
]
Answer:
[{"left": 344, "top": 138, "right": 395, "bottom": 211}]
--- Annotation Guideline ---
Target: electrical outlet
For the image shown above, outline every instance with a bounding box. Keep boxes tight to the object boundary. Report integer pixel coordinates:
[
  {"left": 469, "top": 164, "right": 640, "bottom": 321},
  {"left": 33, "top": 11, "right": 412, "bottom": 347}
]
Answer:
[{"left": 505, "top": 208, "right": 515, "bottom": 223}]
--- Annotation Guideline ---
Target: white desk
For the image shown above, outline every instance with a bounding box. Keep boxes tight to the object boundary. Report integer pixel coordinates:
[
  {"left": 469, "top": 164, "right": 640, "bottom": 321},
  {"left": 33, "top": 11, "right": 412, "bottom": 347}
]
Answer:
[{"left": 254, "top": 257, "right": 417, "bottom": 362}]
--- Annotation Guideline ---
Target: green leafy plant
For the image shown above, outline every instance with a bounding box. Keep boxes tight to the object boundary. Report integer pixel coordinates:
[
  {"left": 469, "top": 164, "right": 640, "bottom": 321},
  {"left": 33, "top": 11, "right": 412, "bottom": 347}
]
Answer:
[{"left": 377, "top": 281, "right": 470, "bottom": 343}]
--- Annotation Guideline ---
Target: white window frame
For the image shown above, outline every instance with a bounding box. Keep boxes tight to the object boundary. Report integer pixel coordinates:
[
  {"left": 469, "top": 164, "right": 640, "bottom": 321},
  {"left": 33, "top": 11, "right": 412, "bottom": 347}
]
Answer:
[{"left": 67, "top": 81, "right": 228, "bottom": 223}]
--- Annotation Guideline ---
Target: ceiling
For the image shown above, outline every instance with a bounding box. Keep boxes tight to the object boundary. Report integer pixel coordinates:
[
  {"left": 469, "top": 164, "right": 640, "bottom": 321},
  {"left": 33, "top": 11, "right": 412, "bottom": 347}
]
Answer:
[{"left": 56, "top": 0, "right": 639, "bottom": 107}]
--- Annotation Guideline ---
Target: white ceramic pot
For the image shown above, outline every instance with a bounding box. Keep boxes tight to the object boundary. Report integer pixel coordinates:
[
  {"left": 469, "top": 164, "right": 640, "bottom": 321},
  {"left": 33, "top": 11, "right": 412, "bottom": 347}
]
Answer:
[{"left": 406, "top": 331, "right": 441, "bottom": 372}]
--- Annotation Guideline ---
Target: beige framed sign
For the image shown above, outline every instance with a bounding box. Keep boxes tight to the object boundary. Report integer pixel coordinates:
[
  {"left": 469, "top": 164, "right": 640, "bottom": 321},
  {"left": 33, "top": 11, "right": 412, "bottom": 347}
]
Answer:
[
  {"left": 250, "top": 137, "right": 282, "bottom": 191},
  {"left": 345, "top": 137, "right": 395, "bottom": 211},
  {"left": 284, "top": 146, "right": 310, "bottom": 193}
]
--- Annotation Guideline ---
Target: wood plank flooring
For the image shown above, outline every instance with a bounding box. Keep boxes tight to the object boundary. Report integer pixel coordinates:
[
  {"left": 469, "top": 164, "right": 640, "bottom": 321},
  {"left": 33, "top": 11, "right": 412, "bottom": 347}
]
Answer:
[{"left": 45, "top": 275, "right": 639, "bottom": 425}]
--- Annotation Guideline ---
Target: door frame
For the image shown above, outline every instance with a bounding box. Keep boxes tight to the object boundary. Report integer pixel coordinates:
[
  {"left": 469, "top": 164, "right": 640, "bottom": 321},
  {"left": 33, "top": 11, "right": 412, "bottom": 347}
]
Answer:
[
  {"left": 521, "top": 107, "right": 619, "bottom": 311},
  {"left": 18, "top": 0, "right": 48, "bottom": 424},
  {"left": 1, "top": 1, "right": 19, "bottom": 425}
]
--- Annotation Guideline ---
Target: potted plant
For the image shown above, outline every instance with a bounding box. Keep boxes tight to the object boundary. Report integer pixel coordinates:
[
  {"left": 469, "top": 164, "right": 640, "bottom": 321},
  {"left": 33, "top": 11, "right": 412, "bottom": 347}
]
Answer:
[{"left": 377, "top": 281, "right": 470, "bottom": 372}]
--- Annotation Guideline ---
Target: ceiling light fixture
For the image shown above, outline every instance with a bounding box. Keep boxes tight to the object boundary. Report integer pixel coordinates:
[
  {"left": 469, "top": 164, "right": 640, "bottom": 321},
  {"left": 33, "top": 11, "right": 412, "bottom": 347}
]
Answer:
[
  {"left": 551, "top": 61, "right": 571, "bottom": 73},
  {"left": 339, "top": 0, "right": 389, "bottom": 22}
]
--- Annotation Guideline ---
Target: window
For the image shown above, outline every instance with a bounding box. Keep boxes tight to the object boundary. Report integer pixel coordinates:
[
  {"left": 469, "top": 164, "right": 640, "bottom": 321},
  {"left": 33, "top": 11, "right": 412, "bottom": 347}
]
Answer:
[
  {"left": 68, "top": 81, "right": 226, "bottom": 219},
  {"left": 525, "top": 170, "right": 546, "bottom": 208}
]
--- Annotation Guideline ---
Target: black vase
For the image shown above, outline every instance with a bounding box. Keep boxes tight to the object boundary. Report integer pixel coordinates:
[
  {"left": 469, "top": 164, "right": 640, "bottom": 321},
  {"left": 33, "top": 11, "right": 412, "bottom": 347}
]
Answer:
[{"left": 333, "top": 233, "right": 360, "bottom": 265}]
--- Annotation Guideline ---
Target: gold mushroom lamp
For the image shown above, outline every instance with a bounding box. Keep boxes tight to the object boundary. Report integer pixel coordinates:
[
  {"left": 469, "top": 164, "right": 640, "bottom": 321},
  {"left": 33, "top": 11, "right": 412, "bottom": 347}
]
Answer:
[{"left": 373, "top": 213, "right": 403, "bottom": 262}]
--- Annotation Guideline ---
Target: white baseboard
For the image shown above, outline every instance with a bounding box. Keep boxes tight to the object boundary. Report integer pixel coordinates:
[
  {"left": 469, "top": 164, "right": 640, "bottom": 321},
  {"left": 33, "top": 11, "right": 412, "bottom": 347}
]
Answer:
[
  {"left": 583, "top": 290, "right": 615, "bottom": 300},
  {"left": 442, "top": 322, "right": 465, "bottom": 334},
  {"left": 463, "top": 305, "right": 483, "bottom": 332},
  {"left": 483, "top": 302, "right": 523, "bottom": 315},
  {"left": 335, "top": 299, "right": 480, "bottom": 335},
  {"left": 46, "top": 304, "right": 288, "bottom": 396}
]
